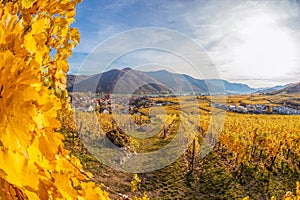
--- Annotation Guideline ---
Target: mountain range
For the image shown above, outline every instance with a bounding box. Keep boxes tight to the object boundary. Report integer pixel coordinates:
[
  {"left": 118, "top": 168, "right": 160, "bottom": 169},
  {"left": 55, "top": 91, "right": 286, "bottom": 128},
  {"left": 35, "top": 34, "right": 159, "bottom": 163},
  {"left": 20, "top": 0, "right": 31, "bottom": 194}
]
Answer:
[
  {"left": 270, "top": 82, "right": 300, "bottom": 95},
  {"left": 67, "top": 68, "right": 299, "bottom": 95},
  {"left": 255, "top": 84, "right": 291, "bottom": 94}
]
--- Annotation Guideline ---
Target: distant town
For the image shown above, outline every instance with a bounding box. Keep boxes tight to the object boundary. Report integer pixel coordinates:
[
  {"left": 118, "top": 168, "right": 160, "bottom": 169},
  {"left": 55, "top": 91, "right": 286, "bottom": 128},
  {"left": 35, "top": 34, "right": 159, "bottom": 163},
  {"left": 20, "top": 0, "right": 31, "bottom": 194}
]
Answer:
[
  {"left": 211, "top": 102, "right": 300, "bottom": 115},
  {"left": 70, "top": 93, "right": 177, "bottom": 115},
  {"left": 70, "top": 93, "right": 300, "bottom": 115}
]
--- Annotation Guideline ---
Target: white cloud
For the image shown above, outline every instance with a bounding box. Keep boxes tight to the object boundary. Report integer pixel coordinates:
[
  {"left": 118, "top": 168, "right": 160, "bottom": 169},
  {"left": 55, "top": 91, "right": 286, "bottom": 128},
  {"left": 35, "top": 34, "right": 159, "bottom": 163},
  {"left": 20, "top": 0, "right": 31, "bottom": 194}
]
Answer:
[
  {"left": 185, "top": 0, "right": 300, "bottom": 87},
  {"left": 77, "top": 28, "right": 218, "bottom": 80},
  {"left": 72, "top": 0, "right": 300, "bottom": 87}
]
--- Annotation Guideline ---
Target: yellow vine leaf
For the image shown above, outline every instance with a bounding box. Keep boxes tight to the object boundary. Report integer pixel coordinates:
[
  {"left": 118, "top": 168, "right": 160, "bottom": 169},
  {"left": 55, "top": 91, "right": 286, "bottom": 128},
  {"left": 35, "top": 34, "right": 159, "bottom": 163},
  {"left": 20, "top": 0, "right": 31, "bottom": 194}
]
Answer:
[
  {"left": 24, "top": 33, "right": 37, "bottom": 52},
  {"left": 31, "top": 16, "right": 50, "bottom": 35},
  {"left": 21, "top": 0, "right": 37, "bottom": 9},
  {"left": 0, "top": 0, "right": 110, "bottom": 199}
]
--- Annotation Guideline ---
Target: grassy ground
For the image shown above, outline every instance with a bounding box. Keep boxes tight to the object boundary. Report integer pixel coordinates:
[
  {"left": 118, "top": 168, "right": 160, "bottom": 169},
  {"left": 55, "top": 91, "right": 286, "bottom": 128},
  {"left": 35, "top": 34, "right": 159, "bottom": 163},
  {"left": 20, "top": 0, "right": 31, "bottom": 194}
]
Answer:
[
  {"left": 62, "top": 94, "right": 300, "bottom": 199},
  {"left": 63, "top": 127, "right": 299, "bottom": 199}
]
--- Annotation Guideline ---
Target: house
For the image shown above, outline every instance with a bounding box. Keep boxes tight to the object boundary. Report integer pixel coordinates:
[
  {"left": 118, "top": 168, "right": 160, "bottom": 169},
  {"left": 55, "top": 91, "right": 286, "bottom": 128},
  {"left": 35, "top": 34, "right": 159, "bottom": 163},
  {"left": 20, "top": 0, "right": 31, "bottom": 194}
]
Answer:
[
  {"left": 228, "top": 104, "right": 236, "bottom": 111},
  {"left": 76, "top": 107, "right": 86, "bottom": 112},
  {"left": 102, "top": 109, "right": 109, "bottom": 114},
  {"left": 87, "top": 105, "right": 94, "bottom": 112},
  {"left": 237, "top": 106, "right": 248, "bottom": 113},
  {"left": 239, "top": 102, "right": 247, "bottom": 107},
  {"left": 247, "top": 104, "right": 255, "bottom": 113}
]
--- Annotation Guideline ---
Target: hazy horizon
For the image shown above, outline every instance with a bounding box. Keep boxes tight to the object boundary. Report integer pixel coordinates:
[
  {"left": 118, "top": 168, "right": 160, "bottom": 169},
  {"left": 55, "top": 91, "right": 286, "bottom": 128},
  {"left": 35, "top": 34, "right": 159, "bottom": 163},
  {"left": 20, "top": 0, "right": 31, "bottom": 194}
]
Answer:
[{"left": 68, "top": 67, "right": 299, "bottom": 89}]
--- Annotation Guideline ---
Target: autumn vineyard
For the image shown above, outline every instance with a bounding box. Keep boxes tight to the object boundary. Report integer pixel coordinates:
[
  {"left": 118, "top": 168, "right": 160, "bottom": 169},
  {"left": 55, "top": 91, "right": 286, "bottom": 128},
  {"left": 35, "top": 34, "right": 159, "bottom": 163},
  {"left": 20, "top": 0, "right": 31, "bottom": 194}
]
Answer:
[{"left": 0, "top": 0, "right": 300, "bottom": 200}]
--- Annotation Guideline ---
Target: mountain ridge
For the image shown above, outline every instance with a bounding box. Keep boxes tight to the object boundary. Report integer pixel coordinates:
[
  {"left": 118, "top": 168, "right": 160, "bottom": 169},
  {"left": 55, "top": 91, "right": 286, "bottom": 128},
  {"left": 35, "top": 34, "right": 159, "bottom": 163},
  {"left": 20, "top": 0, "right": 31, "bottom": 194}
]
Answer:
[
  {"left": 67, "top": 68, "right": 296, "bottom": 95},
  {"left": 270, "top": 82, "right": 300, "bottom": 95}
]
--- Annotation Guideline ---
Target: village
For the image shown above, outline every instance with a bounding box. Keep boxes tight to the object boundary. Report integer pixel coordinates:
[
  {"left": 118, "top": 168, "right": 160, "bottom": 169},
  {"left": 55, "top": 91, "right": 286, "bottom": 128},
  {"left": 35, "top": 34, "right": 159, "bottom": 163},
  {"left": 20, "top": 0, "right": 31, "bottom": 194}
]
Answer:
[
  {"left": 69, "top": 93, "right": 176, "bottom": 115},
  {"left": 211, "top": 102, "right": 300, "bottom": 115},
  {"left": 70, "top": 93, "right": 300, "bottom": 116}
]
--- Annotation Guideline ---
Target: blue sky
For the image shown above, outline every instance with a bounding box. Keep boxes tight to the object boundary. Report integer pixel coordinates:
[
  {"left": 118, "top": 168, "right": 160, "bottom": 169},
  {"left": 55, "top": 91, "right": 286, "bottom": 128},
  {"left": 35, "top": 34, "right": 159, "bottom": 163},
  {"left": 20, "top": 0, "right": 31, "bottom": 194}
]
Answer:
[{"left": 69, "top": 0, "right": 300, "bottom": 88}]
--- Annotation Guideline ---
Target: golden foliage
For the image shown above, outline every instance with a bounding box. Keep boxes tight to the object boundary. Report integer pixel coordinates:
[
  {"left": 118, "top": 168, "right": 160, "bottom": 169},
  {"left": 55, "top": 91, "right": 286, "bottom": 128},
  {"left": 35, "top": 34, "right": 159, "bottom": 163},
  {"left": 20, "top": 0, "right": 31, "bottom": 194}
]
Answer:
[
  {"left": 0, "top": 0, "right": 109, "bottom": 199},
  {"left": 130, "top": 174, "right": 141, "bottom": 192},
  {"left": 132, "top": 192, "right": 150, "bottom": 200},
  {"left": 218, "top": 113, "right": 300, "bottom": 165}
]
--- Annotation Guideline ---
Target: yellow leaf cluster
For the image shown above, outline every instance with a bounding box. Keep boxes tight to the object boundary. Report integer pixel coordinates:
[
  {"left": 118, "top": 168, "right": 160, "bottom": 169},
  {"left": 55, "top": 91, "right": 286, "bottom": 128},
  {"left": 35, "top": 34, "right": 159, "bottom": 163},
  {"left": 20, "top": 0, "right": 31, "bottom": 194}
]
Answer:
[
  {"left": 0, "top": 1, "right": 110, "bottom": 199},
  {"left": 130, "top": 174, "right": 141, "bottom": 192},
  {"left": 132, "top": 192, "right": 150, "bottom": 200}
]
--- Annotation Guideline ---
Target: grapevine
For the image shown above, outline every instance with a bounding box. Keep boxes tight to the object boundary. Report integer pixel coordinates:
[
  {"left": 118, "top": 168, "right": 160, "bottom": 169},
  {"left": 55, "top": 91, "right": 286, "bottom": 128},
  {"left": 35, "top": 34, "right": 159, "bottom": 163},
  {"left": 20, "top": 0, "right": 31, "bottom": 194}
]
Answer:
[{"left": 0, "top": 0, "right": 109, "bottom": 199}]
